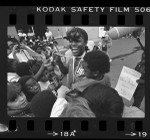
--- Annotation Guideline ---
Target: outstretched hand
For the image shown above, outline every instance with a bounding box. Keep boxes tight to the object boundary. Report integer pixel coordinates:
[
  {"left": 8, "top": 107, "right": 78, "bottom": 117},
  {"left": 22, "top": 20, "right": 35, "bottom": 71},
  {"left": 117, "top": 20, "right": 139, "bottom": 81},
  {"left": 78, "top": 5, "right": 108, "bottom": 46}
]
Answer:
[
  {"left": 42, "top": 58, "right": 52, "bottom": 68},
  {"left": 12, "top": 44, "right": 19, "bottom": 53}
]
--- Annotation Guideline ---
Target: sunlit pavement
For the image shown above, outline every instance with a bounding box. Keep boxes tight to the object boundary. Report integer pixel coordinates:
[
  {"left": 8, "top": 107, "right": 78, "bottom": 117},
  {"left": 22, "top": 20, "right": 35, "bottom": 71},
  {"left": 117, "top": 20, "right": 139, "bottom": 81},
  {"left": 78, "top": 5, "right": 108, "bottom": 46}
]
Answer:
[{"left": 108, "top": 37, "right": 144, "bottom": 88}]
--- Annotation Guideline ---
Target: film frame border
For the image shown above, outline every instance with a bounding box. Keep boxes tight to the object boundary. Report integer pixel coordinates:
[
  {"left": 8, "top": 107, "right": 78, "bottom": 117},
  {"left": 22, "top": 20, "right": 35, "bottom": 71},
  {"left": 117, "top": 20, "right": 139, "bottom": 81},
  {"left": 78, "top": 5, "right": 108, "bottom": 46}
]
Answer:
[{"left": 0, "top": 6, "right": 150, "bottom": 139}]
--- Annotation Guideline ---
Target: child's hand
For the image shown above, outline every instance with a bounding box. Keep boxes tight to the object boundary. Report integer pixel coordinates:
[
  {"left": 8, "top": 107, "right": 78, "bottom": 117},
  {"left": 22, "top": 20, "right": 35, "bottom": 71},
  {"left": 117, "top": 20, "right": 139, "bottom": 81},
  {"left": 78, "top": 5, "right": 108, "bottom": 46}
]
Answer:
[
  {"left": 57, "top": 85, "right": 71, "bottom": 98},
  {"left": 12, "top": 45, "right": 19, "bottom": 53},
  {"left": 43, "top": 58, "right": 51, "bottom": 68}
]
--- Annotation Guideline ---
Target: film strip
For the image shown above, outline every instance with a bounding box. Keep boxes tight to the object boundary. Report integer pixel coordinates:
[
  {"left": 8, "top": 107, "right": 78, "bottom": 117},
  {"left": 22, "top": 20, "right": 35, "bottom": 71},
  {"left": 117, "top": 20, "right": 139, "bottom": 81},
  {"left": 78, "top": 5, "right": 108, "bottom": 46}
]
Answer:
[{"left": 0, "top": 6, "right": 150, "bottom": 139}]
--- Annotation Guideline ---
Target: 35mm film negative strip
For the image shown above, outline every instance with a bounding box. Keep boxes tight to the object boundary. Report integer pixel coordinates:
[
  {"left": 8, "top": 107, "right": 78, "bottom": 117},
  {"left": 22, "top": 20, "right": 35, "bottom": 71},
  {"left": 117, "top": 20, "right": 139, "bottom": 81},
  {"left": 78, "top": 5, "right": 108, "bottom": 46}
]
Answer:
[{"left": 0, "top": 6, "right": 150, "bottom": 139}]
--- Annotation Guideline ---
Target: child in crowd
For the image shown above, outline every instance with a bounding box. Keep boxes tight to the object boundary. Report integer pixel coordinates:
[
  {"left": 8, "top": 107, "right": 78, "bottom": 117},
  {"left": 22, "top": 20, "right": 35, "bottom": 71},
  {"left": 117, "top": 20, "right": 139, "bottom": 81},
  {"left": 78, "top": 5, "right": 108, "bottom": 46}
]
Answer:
[
  {"left": 30, "top": 90, "right": 57, "bottom": 117},
  {"left": 7, "top": 82, "right": 30, "bottom": 117},
  {"left": 82, "top": 83, "right": 145, "bottom": 118},
  {"left": 38, "top": 69, "right": 50, "bottom": 91},
  {"left": 18, "top": 59, "right": 51, "bottom": 102},
  {"left": 82, "top": 83, "right": 124, "bottom": 117},
  {"left": 72, "top": 50, "right": 111, "bottom": 92},
  {"left": 18, "top": 75, "right": 42, "bottom": 102}
]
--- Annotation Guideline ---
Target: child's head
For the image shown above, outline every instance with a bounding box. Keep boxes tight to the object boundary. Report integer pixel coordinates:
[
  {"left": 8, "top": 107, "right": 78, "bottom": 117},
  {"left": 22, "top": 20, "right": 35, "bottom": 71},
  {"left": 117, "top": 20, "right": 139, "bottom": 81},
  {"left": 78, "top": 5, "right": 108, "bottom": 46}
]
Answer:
[
  {"left": 66, "top": 27, "right": 88, "bottom": 57},
  {"left": 44, "top": 47, "right": 52, "bottom": 58},
  {"left": 7, "top": 82, "right": 28, "bottom": 112},
  {"left": 60, "top": 97, "right": 95, "bottom": 117},
  {"left": 82, "top": 50, "right": 110, "bottom": 79},
  {"left": 39, "top": 69, "right": 49, "bottom": 82},
  {"left": 82, "top": 83, "right": 124, "bottom": 117},
  {"left": 30, "top": 90, "right": 57, "bottom": 117},
  {"left": 7, "top": 59, "right": 19, "bottom": 72},
  {"left": 15, "top": 62, "right": 32, "bottom": 77},
  {"left": 18, "top": 76, "right": 41, "bottom": 102}
]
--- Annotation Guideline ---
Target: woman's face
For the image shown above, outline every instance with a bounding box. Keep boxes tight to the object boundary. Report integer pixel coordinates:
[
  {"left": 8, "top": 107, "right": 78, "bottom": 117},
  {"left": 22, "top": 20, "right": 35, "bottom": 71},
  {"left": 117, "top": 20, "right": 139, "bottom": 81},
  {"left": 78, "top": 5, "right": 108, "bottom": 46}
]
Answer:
[
  {"left": 69, "top": 37, "right": 86, "bottom": 57},
  {"left": 25, "top": 78, "right": 41, "bottom": 94}
]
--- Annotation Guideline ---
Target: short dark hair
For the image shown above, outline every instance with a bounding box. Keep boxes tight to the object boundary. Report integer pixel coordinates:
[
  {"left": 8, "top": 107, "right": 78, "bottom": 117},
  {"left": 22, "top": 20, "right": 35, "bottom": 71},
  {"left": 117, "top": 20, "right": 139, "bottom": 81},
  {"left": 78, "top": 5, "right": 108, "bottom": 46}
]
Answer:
[
  {"left": 82, "top": 83, "right": 124, "bottom": 117},
  {"left": 7, "top": 59, "right": 18, "bottom": 72},
  {"left": 83, "top": 50, "right": 110, "bottom": 74},
  {"left": 15, "top": 62, "right": 31, "bottom": 77},
  {"left": 66, "top": 27, "right": 88, "bottom": 43},
  {"left": 30, "top": 90, "right": 57, "bottom": 117}
]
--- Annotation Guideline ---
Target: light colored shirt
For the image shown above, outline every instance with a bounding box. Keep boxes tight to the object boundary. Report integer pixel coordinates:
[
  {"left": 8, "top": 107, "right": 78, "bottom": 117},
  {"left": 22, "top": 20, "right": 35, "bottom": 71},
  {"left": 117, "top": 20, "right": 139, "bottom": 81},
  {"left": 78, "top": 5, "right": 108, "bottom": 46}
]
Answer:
[
  {"left": 38, "top": 81, "right": 50, "bottom": 91},
  {"left": 45, "top": 31, "right": 53, "bottom": 38},
  {"left": 63, "top": 52, "right": 85, "bottom": 89},
  {"left": 27, "top": 32, "right": 35, "bottom": 37},
  {"left": 7, "top": 72, "right": 20, "bottom": 82},
  {"left": 8, "top": 50, "right": 34, "bottom": 62},
  {"left": 50, "top": 98, "right": 68, "bottom": 117}
]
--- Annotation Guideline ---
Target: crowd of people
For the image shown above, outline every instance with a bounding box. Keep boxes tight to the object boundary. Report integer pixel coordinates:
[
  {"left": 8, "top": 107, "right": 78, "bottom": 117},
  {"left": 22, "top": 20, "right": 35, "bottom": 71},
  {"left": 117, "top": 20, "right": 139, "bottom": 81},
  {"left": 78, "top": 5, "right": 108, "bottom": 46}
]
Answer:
[{"left": 7, "top": 27, "right": 145, "bottom": 118}]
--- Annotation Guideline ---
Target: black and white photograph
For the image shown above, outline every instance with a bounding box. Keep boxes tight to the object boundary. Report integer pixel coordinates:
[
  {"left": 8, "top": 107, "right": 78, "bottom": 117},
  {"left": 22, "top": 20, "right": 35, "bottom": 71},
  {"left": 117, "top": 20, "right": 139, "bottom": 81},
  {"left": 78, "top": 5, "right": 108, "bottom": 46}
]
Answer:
[{"left": 7, "top": 26, "right": 145, "bottom": 118}]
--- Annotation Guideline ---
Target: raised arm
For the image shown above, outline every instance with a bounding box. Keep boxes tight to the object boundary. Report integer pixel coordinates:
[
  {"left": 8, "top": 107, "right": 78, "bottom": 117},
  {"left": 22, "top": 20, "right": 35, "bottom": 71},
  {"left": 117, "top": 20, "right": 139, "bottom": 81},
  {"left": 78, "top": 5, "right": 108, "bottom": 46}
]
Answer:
[
  {"left": 20, "top": 44, "right": 43, "bottom": 61},
  {"left": 12, "top": 45, "right": 20, "bottom": 63},
  {"left": 53, "top": 54, "right": 68, "bottom": 75},
  {"left": 33, "top": 59, "right": 51, "bottom": 81}
]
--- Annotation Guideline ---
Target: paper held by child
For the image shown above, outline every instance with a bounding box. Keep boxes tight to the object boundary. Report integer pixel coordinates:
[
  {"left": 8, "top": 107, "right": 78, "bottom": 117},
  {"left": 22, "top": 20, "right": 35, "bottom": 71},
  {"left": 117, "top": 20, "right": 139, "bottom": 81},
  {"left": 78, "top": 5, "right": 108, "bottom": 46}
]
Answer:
[{"left": 115, "top": 66, "right": 141, "bottom": 101}]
